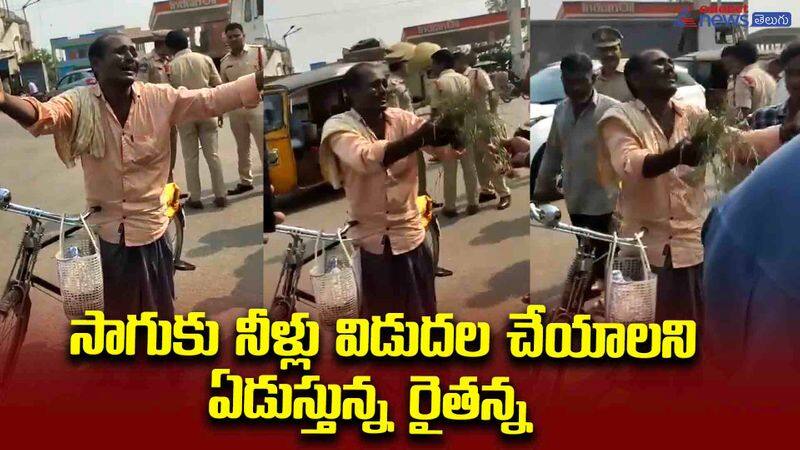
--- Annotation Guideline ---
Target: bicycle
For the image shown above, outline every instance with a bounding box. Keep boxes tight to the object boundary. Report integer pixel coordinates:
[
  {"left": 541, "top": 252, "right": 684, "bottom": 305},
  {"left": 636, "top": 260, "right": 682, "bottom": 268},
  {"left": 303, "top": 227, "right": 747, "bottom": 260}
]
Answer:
[
  {"left": 530, "top": 202, "right": 644, "bottom": 323},
  {"left": 267, "top": 222, "right": 355, "bottom": 321},
  {"left": 268, "top": 199, "right": 442, "bottom": 321},
  {"left": 0, "top": 186, "right": 190, "bottom": 389}
]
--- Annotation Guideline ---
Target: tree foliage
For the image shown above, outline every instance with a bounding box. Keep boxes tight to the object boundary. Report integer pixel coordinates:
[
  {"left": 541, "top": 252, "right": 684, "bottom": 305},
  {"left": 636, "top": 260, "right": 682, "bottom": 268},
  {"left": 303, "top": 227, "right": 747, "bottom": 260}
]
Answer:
[{"left": 20, "top": 48, "right": 57, "bottom": 84}]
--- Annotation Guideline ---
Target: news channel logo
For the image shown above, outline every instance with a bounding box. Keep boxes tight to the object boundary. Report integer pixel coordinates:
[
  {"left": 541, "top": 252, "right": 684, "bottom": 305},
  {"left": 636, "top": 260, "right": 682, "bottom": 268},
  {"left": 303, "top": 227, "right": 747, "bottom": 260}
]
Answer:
[
  {"left": 674, "top": 8, "right": 792, "bottom": 28},
  {"left": 752, "top": 12, "right": 792, "bottom": 27}
]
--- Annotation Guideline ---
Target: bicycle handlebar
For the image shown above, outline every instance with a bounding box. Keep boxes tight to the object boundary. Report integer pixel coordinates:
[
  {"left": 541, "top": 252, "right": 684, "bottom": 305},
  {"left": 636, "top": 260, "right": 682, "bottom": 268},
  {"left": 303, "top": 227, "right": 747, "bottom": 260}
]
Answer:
[
  {"left": 530, "top": 203, "right": 643, "bottom": 247},
  {"left": 275, "top": 222, "right": 354, "bottom": 242},
  {"left": 0, "top": 188, "right": 100, "bottom": 227}
]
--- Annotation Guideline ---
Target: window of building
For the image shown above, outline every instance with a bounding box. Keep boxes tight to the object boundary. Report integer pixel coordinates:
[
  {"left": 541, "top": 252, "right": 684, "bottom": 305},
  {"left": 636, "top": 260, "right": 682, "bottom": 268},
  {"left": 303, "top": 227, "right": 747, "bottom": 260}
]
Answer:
[
  {"left": 257, "top": 0, "right": 264, "bottom": 17},
  {"left": 245, "top": 0, "right": 253, "bottom": 22}
]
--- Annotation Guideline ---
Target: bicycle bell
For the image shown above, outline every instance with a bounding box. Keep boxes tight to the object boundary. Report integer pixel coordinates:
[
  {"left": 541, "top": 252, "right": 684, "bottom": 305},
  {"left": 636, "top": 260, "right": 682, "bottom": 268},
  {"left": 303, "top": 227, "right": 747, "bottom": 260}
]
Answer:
[
  {"left": 0, "top": 188, "right": 10, "bottom": 208},
  {"left": 539, "top": 204, "right": 561, "bottom": 228}
]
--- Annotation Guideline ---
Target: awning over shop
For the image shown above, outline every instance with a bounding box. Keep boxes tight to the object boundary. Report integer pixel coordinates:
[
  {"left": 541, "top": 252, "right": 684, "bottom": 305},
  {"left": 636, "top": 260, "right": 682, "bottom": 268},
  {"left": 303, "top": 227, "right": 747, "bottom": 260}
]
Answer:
[
  {"left": 401, "top": 9, "right": 528, "bottom": 47},
  {"left": 149, "top": 0, "right": 231, "bottom": 30}
]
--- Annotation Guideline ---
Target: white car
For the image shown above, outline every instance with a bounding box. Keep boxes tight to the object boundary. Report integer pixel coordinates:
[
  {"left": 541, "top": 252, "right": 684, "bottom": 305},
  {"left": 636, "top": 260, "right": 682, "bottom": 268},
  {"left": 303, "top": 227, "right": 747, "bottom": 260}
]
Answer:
[{"left": 529, "top": 60, "right": 706, "bottom": 187}]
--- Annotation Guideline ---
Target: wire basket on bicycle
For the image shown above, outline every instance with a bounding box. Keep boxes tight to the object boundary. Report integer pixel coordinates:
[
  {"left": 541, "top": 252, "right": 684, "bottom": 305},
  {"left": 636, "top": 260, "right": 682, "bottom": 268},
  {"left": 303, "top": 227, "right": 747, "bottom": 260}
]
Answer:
[
  {"left": 604, "top": 234, "right": 657, "bottom": 323},
  {"left": 55, "top": 215, "right": 103, "bottom": 320},
  {"left": 309, "top": 230, "right": 359, "bottom": 327}
]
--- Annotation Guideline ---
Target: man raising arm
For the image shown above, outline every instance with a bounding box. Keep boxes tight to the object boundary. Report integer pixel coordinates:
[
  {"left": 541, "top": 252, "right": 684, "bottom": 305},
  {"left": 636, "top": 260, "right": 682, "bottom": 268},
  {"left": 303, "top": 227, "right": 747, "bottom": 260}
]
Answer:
[{"left": 0, "top": 33, "right": 264, "bottom": 321}]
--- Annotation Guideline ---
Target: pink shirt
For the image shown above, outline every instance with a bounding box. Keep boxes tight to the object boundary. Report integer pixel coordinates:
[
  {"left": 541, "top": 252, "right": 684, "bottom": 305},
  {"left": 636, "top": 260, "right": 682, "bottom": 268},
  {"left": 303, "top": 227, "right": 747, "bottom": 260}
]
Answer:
[
  {"left": 600, "top": 99, "right": 781, "bottom": 268},
  {"left": 23, "top": 74, "right": 260, "bottom": 246},
  {"left": 325, "top": 108, "right": 458, "bottom": 255}
]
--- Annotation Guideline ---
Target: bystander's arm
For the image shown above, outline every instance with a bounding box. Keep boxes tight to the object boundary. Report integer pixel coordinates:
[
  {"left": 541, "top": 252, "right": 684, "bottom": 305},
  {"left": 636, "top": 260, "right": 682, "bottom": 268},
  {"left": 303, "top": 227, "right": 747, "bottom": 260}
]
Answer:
[{"left": 730, "top": 122, "right": 800, "bottom": 163}]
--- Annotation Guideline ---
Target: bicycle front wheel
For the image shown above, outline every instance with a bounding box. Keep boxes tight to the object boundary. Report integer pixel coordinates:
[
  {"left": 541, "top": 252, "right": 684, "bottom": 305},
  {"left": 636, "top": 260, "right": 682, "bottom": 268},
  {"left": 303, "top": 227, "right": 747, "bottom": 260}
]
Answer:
[{"left": 0, "top": 287, "right": 31, "bottom": 389}]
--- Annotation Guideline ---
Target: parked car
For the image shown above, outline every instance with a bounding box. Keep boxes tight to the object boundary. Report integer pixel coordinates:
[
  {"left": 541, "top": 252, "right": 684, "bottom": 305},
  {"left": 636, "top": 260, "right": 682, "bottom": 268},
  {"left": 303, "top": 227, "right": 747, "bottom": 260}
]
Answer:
[
  {"left": 47, "top": 68, "right": 96, "bottom": 99},
  {"left": 529, "top": 59, "right": 706, "bottom": 188}
]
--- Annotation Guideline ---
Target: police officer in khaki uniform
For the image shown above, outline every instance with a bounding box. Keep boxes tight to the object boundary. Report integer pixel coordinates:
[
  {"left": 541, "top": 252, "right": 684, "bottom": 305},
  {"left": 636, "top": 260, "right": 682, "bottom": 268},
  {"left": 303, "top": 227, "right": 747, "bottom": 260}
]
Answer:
[
  {"left": 220, "top": 22, "right": 265, "bottom": 196},
  {"left": 138, "top": 30, "right": 179, "bottom": 182},
  {"left": 138, "top": 30, "right": 171, "bottom": 84},
  {"left": 165, "top": 29, "right": 227, "bottom": 209},
  {"left": 429, "top": 49, "right": 480, "bottom": 217},
  {"left": 454, "top": 51, "right": 511, "bottom": 210},
  {"left": 592, "top": 26, "right": 633, "bottom": 102},
  {"left": 385, "top": 46, "right": 431, "bottom": 197}
]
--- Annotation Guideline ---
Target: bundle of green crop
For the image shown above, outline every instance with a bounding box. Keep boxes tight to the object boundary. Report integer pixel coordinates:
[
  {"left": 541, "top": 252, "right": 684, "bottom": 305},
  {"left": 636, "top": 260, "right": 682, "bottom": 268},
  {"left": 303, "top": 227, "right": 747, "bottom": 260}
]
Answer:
[
  {"left": 680, "top": 114, "right": 760, "bottom": 193},
  {"left": 434, "top": 93, "right": 511, "bottom": 175}
]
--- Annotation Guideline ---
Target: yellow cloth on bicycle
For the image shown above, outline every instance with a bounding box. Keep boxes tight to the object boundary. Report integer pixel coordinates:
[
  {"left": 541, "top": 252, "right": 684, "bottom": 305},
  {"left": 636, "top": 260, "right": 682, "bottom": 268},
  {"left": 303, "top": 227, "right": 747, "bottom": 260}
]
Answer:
[
  {"left": 416, "top": 194, "right": 433, "bottom": 229},
  {"left": 161, "top": 182, "right": 181, "bottom": 218}
]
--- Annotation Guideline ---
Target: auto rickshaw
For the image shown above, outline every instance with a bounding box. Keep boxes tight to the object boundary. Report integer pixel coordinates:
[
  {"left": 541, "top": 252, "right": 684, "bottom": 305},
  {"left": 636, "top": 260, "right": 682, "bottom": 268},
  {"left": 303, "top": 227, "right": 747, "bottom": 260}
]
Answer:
[{"left": 264, "top": 62, "right": 361, "bottom": 195}]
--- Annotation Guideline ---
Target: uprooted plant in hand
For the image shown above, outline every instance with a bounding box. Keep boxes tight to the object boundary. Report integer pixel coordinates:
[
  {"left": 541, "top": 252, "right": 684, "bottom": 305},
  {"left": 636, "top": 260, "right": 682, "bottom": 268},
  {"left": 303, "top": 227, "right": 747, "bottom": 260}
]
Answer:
[
  {"left": 434, "top": 93, "right": 511, "bottom": 175},
  {"left": 680, "top": 114, "right": 761, "bottom": 194}
]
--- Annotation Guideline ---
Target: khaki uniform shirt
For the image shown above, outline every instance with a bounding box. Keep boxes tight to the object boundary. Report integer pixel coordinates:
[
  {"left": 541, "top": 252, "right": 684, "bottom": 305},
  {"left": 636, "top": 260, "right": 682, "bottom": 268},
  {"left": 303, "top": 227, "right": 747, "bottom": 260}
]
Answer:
[
  {"left": 729, "top": 63, "right": 777, "bottom": 116},
  {"left": 595, "top": 63, "right": 633, "bottom": 103},
  {"left": 428, "top": 69, "right": 471, "bottom": 110},
  {"left": 220, "top": 45, "right": 266, "bottom": 111},
  {"left": 464, "top": 66, "right": 494, "bottom": 110},
  {"left": 386, "top": 73, "right": 413, "bottom": 112},
  {"left": 220, "top": 45, "right": 266, "bottom": 82},
  {"left": 137, "top": 50, "right": 170, "bottom": 84},
  {"left": 168, "top": 48, "right": 222, "bottom": 90}
]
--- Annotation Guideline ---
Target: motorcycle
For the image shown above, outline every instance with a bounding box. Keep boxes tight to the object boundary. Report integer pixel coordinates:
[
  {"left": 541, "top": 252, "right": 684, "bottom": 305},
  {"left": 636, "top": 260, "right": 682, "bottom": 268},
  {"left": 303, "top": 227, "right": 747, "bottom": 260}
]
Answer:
[{"left": 500, "top": 70, "right": 530, "bottom": 103}]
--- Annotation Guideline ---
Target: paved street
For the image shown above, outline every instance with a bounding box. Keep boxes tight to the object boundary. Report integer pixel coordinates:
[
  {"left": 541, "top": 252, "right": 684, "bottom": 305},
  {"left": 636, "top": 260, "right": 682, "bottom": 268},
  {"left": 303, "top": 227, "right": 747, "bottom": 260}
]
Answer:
[
  {"left": 265, "top": 98, "right": 531, "bottom": 328},
  {"left": 0, "top": 111, "right": 263, "bottom": 375}
]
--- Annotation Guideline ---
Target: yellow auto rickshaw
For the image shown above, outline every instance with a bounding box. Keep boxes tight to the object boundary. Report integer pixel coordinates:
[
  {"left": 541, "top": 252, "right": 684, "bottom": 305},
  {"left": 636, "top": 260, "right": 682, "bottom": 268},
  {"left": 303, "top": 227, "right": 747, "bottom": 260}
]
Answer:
[{"left": 264, "top": 62, "right": 364, "bottom": 195}]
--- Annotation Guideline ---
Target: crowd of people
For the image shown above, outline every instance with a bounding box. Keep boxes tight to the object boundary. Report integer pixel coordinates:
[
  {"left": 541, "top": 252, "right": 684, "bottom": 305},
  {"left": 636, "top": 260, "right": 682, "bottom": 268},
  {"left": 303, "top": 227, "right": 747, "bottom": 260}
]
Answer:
[
  {"left": 533, "top": 27, "right": 800, "bottom": 326},
  {"left": 0, "top": 25, "right": 265, "bottom": 320}
]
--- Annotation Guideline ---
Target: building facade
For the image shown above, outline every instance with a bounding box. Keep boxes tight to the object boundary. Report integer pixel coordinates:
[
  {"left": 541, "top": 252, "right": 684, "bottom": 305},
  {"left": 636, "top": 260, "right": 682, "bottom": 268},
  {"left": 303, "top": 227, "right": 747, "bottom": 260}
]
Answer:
[
  {"left": 1, "top": 8, "right": 34, "bottom": 94},
  {"left": 50, "top": 26, "right": 151, "bottom": 82},
  {"left": 531, "top": 1, "right": 747, "bottom": 71},
  {"left": 150, "top": 0, "right": 289, "bottom": 74},
  {"left": 401, "top": 9, "right": 529, "bottom": 48}
]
